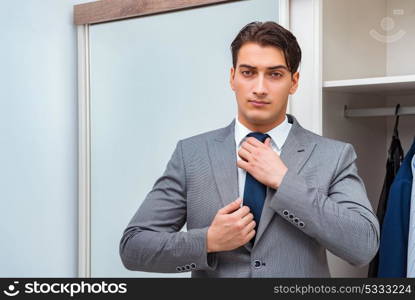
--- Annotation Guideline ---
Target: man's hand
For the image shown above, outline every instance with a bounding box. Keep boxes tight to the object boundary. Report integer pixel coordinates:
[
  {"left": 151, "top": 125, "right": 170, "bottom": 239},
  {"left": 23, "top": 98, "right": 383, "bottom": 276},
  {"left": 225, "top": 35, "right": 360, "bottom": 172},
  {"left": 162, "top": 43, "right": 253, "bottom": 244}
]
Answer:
[
  {"left": 237, "top": 137, "right": 288, "bottom": 189},
  {"left": 207, "top": 198, "right": 256, "bottom": 253}
]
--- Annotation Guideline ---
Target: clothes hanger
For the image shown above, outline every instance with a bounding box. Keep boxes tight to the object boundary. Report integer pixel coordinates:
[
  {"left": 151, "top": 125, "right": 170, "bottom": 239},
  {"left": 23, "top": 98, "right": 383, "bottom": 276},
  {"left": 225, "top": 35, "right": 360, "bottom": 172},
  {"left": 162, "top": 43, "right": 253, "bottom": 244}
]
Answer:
[
  {"left": 390, "top": 104, "right": 404, "bottom": 164},
  {"left": 392, "top": 104, "right": 400, "bottom": 139}
]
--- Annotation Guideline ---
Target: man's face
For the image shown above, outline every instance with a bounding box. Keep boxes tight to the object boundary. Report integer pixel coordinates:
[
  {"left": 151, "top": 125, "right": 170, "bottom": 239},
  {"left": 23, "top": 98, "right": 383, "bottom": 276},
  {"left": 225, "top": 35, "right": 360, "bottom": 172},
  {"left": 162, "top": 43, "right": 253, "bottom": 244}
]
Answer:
[{"left": 230, "top": 42, "right": 299, "bottom": 128}]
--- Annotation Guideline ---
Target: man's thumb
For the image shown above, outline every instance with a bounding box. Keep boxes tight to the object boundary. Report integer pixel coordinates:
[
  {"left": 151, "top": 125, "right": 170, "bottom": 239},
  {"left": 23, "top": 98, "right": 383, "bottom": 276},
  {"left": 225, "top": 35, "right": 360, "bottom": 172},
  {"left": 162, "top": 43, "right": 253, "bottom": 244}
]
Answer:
[{"left": 219, "top": 198, "right": 242, "bottom": 214}]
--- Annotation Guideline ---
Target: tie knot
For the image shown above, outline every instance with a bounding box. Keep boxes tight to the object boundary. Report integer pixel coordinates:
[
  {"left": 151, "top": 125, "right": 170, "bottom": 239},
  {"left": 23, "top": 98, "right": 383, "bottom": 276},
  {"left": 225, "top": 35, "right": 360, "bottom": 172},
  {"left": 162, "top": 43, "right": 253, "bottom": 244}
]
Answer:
[{"left": 246, "top": 132, "right": 269, "bottom": 143}]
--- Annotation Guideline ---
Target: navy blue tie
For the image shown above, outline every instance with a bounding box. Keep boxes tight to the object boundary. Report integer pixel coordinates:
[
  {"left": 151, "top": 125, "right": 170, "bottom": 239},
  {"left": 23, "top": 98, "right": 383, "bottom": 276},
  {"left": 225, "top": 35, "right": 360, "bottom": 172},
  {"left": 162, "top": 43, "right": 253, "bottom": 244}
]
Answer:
[{"left": 242, "top": 132, "right": 270, "bottom": 243}]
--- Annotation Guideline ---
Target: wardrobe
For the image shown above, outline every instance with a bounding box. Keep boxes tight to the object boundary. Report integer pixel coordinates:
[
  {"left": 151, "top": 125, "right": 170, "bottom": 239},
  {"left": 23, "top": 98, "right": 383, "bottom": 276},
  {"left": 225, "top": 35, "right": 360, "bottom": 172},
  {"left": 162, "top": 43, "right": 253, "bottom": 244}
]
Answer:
[{"left": 290, "top": 0, "right": 415, "bottom": 277}]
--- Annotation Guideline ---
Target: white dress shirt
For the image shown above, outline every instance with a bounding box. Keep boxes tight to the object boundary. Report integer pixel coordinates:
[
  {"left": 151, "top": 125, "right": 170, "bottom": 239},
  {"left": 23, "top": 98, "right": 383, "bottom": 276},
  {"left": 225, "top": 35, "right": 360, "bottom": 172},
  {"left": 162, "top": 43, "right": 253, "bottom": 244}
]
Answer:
[{"left": 234, "top": 115, "right": 292, "bottom": 200}]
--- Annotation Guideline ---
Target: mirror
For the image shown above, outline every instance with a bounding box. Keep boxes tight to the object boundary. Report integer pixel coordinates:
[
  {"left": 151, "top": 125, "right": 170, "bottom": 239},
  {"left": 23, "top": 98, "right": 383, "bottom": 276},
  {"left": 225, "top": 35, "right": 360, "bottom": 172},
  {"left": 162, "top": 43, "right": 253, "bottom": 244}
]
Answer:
[{"left": 83, "top": 0, "right": 280, "bottom": 277}]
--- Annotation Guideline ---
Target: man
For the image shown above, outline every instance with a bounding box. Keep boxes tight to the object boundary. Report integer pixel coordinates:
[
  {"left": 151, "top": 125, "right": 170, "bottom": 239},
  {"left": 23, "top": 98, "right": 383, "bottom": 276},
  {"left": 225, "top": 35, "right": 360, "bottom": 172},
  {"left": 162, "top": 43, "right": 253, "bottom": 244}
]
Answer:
[{"left": 119, "top": 21, "right": 380, "bottom": 277}]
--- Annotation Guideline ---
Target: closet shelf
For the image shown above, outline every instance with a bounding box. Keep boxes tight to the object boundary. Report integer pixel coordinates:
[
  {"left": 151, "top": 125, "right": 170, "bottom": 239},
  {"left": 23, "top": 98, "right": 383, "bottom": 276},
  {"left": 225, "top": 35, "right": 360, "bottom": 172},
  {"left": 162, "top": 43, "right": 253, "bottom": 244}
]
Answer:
[
  {"left": 344, "top": 105, "right": 415, "bottom": 118},
  {"left": 323, "top": 75, "right": 415, "bottom": 95}
]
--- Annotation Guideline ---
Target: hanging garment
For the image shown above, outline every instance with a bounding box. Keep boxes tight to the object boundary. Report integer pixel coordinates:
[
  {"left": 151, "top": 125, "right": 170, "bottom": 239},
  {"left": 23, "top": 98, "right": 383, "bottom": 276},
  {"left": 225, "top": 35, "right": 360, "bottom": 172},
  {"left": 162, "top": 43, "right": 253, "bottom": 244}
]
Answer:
[
  {"left": 407, "top": 153, "right": 415, "bottom": 277},
  {"left": 378, "top": 137, "right": 415, "bottom": 277},
  {"left": 368, "top": 109, "right": 404, "bottom": 277}
]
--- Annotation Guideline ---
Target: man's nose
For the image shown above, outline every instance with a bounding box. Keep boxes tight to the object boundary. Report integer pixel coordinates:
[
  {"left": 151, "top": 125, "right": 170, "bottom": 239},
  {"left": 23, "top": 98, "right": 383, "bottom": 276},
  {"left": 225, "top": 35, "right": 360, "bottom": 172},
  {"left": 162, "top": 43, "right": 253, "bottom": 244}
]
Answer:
[{"left": 253, "top": 75, "right": 267, "bottom": 97}]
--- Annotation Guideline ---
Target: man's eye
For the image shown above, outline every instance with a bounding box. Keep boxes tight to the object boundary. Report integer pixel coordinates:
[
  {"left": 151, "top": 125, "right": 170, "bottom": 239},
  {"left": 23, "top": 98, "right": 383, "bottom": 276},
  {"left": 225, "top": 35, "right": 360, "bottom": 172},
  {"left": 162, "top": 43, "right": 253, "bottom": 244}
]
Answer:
[
  {"left": 270, "top": 72, "right": 282, "bottom": 78},
  {"left": 241, "top": 70, "right": 253, "bottom": 76}
]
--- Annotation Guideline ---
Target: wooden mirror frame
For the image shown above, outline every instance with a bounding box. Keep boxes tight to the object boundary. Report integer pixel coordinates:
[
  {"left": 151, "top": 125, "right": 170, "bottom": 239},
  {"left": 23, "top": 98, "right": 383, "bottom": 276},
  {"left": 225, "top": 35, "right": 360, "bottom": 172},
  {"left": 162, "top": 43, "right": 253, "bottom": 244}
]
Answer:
[{"left": 75, "top": 0, "right": 246, "bottom": 25}]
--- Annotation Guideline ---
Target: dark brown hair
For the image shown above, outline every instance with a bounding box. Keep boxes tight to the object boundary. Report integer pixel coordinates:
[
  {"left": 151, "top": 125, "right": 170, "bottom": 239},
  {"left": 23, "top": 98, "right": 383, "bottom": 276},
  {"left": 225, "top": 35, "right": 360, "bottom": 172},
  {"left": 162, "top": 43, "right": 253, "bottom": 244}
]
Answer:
[{"left": 230, "top": 21, "right": 302, "bottom": 74}]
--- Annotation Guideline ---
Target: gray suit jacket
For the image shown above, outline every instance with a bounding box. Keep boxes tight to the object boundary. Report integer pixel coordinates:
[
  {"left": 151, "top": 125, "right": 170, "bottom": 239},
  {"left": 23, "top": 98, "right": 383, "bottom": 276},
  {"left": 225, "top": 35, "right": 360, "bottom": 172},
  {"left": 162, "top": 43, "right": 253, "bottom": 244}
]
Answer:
[{"left": 119, "top": 114, "right": 380, "bottom": 277}]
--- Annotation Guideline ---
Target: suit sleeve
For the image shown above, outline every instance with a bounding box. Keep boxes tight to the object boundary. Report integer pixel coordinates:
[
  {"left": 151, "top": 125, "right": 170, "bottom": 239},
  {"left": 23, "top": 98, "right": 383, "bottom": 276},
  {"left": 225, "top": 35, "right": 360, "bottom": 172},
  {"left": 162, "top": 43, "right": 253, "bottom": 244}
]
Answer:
[
  {"left": 119, "top": 140, "right": 217, "bottom": 273},
  {"left": 269, "top": 143, "right": 380, "bottom": 267}
]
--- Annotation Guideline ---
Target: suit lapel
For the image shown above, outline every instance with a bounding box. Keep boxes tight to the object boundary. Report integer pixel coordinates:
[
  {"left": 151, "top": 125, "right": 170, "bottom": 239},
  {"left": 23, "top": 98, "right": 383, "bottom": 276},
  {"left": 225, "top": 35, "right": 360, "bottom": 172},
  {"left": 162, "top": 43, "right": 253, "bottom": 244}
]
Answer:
[
  {"left": 253, "top": 114, "right": 317, "bottom": 247},
  {"left": 208, "top": 119, "right": 253, "bottom": 252},
  {"left": 208, "top": 119, "right": 239, "bottom": 208}
]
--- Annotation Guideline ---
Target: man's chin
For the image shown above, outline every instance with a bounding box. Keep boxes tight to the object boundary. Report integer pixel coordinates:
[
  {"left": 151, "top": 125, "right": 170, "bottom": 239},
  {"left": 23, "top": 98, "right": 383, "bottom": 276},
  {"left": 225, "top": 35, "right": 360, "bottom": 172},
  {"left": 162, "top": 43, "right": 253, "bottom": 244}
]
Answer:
[{"left": 246, "top": 116, "right": 274, "bottom": 125}]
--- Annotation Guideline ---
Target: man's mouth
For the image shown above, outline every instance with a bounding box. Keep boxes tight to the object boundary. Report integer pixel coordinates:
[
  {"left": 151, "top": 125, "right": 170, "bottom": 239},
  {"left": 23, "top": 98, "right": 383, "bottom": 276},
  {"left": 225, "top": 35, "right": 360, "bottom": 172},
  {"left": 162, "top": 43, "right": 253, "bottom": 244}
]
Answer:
[{"left": 248, "top": 100, "right": 270, "bottom": 107}]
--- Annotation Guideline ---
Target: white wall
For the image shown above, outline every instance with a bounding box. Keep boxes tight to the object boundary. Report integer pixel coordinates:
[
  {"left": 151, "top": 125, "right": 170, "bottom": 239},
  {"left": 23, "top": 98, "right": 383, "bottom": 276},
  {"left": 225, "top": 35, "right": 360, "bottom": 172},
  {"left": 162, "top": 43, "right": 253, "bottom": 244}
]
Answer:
[
  {"left": 386, "top": 0, "right": 415, "bottom": 76},
  {"left": 0, "top": 0, "right": 88, "bottom": 277}
]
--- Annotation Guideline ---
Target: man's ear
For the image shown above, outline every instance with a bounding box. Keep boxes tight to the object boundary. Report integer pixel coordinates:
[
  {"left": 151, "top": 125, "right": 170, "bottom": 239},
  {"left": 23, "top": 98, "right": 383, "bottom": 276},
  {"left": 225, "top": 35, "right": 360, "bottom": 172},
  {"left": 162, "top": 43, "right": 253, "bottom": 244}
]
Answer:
[
  {"left": 230, "top": 67, "right": 235, "bottom": 91},
  {"left": 289, "top": 71, "right": 300, "bottom": 95}
]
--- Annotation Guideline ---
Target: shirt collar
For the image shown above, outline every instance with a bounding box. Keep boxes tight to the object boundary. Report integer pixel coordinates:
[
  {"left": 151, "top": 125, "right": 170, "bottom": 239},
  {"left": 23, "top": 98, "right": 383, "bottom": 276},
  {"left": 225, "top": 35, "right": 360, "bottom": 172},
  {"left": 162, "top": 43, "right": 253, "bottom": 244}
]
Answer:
[{"left": 234, "top": 115, "right": 291, "bottom": 151}]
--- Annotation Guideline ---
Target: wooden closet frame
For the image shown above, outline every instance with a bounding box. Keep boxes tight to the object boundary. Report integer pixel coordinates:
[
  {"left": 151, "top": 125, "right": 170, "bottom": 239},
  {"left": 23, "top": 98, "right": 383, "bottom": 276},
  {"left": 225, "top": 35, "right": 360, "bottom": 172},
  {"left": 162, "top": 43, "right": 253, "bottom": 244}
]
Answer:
[{"left": 75, "top": 0, "right": 290, "bottom": 277}]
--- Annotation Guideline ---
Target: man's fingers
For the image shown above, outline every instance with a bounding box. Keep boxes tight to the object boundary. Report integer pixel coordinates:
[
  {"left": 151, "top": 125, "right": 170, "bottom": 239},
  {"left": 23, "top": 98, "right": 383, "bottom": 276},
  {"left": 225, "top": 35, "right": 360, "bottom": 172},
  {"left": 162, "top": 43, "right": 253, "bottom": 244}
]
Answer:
[
  {"left": 244, "top": 229, "right": 256, "bottom": 244},
  {"left": 242, "top": 220, "right": 256, "bottom": 235},
  {"left": 218, "top": 198, "right": 242, "bottom": 214},
  {"left": 240, "top": 212, "right": 254, "bottom": 226},
  {"left": 238, "top": 147, "right": 251, "bottom": 161},
  {"left": 241, "top": 141, "right": 256, "bottom": 153},
  {"left": 246, "top": 137, "right": 264, "bottom": 147},
  {"left": 237, "top": 159, "right": 249, "bottom": 171},
  {"left": 231, "top": 205, "right": 251, "bottom": 218}
]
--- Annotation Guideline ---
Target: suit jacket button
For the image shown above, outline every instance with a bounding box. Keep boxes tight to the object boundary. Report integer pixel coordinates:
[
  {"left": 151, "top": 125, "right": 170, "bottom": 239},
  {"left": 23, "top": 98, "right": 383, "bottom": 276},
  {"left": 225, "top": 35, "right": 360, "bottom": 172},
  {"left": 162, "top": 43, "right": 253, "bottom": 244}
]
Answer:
[
  {"left": 254, "top": 260, "right": 261, "bottom": 268},
  {"left": 283, "top": 210, "right": 289, "bottom": 216},
  {"left": 288, "top": 214, "right": 294, "bottom": 220},
  {"left": 299, "top": 221, "right": 305, "bottom": 228},
  {"left": 190, "top": 263, "right": 196, "bottom": 269},
  {"left": 176, "top": 267, "right": 181, "bottom": 272},
  {"left": 293, "top": 217, "right": 299, "bottom": 224},
  {"left": 185, "top": 264, "right": 191, "bottom": 270}
]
